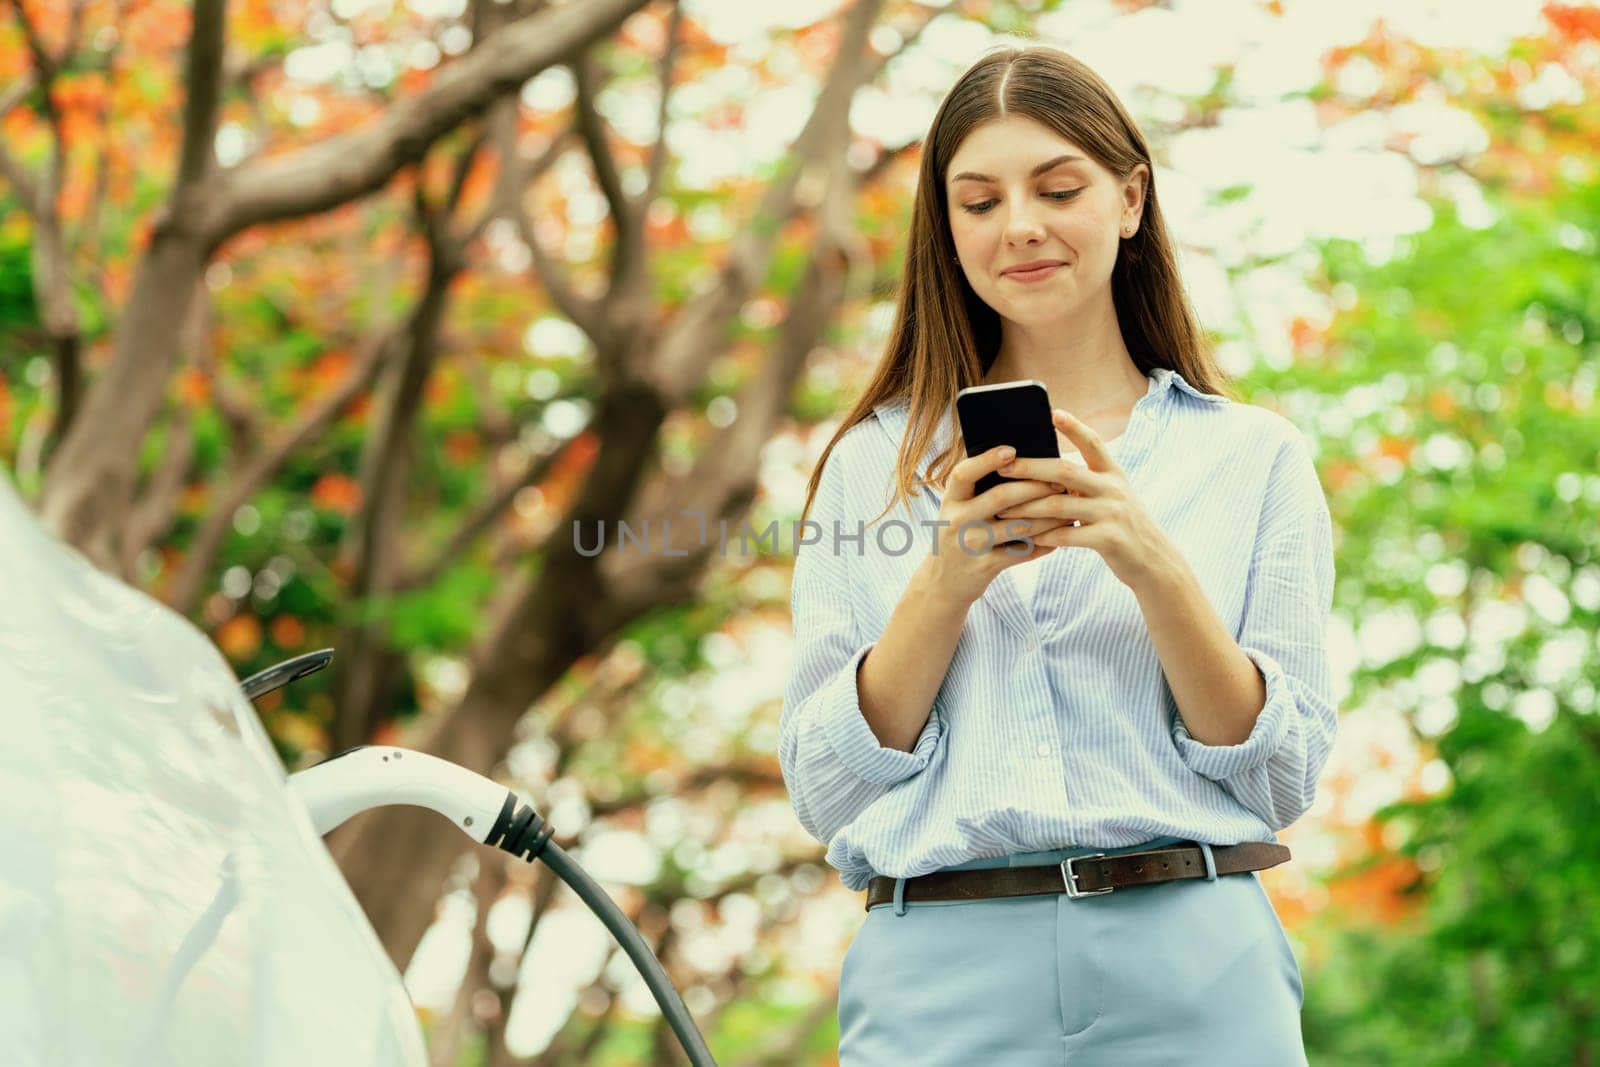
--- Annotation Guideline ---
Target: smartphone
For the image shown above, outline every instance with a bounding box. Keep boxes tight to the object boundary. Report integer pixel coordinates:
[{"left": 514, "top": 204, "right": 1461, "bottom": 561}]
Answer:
[{"left": 955, "top": 379, "right": 1059, "bottom": 497}]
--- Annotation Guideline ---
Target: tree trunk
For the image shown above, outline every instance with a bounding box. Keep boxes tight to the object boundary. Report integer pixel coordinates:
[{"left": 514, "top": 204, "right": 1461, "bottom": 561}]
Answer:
[
  {"left": 42, "top": 332, "right": 81, "bottom": 467},
  {"left": 38, "top": 218, "right": 208, "bottom": 570}
]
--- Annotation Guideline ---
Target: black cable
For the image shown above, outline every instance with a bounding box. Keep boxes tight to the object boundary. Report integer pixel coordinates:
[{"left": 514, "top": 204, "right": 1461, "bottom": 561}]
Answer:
[
  {"left": 249, "top": 655, "right": 713, "bottom": 1061},
  {"left": 487, "top": 792, "right": 716, "bottom": 1066}
]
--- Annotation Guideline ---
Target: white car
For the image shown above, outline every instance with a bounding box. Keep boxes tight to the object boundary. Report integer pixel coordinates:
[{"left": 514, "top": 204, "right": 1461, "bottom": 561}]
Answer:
[
  {"left": 0, "top": 471, "right": 429, "bottom": 1066},
  {"left": 0, "top": 472, "right": 713, "bottom": 1066}
]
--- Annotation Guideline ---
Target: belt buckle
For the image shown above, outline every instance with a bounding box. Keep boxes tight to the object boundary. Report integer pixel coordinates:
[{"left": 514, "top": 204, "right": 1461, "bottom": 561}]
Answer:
[{"left": 1061, "top": 852, "right": 1112, "bottom": 899}]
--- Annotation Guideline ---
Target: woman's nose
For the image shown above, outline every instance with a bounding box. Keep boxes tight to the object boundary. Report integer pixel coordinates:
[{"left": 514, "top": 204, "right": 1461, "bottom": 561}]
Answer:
[{"left": 1002, "top": 200, "right": 1046, "bottom": 243}]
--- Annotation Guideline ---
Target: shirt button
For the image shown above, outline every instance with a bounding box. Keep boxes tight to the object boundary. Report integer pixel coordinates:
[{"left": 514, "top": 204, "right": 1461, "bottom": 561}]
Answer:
[
  {"left": 1036, "top": 741, "right": 1051, "bottom": 757},
  {"left": 1024, "top": 638, "right": 1038, "bottom": 652}
]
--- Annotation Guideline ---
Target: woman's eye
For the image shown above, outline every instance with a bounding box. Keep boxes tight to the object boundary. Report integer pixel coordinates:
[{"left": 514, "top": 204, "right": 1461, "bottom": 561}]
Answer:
[{"left": 961, "top": 189, "right": 1081, "bottom": 215}]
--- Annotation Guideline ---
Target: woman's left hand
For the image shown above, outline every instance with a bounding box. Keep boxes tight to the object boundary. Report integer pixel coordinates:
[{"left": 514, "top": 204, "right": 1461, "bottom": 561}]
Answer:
[{"left": 992, "top": 408, "right": 1178, "bottom": 592}]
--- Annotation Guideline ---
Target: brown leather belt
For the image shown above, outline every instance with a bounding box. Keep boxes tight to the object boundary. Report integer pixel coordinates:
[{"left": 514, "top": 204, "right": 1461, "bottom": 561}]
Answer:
[{"left": 864, "top": 842, "right": 1290, "bottom": 911}]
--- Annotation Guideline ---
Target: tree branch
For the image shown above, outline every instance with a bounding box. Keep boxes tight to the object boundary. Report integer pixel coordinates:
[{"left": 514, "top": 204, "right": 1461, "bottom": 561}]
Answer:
[
  {"left": 0, "top": 65, "right": 40, "bottom": 212},
  {"left": 176, "top": 0, "right": 226, "bottom": 189},
  {"left": 640, "top": 0, "right": 684, "bottom": 210},
  {"left": 76, "top": 0, "right": 131, "bottom": 280},
  {"left": 0, "top": 65, "right": 36, "bottom": 121},
  {"left": 643, "top": 0, "right": 888, "bottom": 400},
  {"left": 511, "top": 190, "right": 607, "bottom": 345},
  {"left": 341, "top": 202, "right": 462, "bottom": 594},
  {"left": 161, "top": 326, "right": 396, "bottom": 614},
  {"left": 208, "top": 0, "right": 651, "bottom": 247},
  {"left": 442, "top": 125, "right": 489, "bottom": 216},
  {"left": 5, "top": 0, "right": 59, "bottom": 84},
  {"left": 603, "top": 2, "right": 920, "bottom": 617},
  {"left": 328, "top": 171, "right": 482, "bottom": 750},
  {"left": 393, "top": 436, "right": 574, "bottom": 594},
  {"left": 500, "top": 125, "right": 607, "bottom": 342},
  {"left": 121, "top": 277, "right": 215, "bottom": 572},
  {"left": 568, "top": 50, "right": 636, "bottom": 287},
  {"left": 0, "top": 131, "right": 39, "bottom": 215},
  {"left": 195, "top": 324, "right": 264, "bottom": 461},
  {"left": 122, "top": 403, "right": 195, "bottom": 576}
]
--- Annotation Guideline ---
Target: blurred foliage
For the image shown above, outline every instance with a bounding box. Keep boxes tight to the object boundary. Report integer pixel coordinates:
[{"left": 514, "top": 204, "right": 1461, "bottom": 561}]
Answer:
[
  {"left": 1279, "top": 165, "right": 1600, "bottom": 1066},
  {"left": 0, "top": 213, "right": 37, "bottom": 342}
]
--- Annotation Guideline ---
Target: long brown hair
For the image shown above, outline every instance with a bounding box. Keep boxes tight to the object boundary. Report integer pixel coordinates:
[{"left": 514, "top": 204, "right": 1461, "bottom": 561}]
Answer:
[{"left": 800, "top": 43, "right": 1238, "bottom": 526}]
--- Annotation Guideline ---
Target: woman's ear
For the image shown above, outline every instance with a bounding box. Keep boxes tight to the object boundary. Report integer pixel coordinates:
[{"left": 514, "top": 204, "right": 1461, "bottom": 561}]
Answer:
[{"left": 1126, "top": 165, "right": 1150, "bottom": 222}]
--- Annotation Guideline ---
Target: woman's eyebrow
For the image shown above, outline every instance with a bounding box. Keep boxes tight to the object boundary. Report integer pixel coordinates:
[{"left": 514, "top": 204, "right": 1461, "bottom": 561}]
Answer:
[{"left": 950, "top": 154, "right": 1084, "bottom": 184}]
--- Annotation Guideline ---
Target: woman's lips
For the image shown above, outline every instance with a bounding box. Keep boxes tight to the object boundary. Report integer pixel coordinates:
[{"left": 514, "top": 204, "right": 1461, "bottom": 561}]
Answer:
[{"left": 1003, "top": 263, "right": 1064, "bottom": 282}]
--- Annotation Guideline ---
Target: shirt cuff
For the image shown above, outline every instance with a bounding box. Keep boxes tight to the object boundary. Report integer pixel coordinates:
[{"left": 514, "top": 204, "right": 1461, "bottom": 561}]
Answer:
[
  {"left": 1171, "top": 646, "right": 1291, "bottom": 781},
  {"left": 820, "top": 642, "right": 943, "bottom": 786}
]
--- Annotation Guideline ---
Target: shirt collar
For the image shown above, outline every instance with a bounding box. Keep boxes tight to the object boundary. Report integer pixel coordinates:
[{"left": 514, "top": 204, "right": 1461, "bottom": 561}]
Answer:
[{"left": 870, "top": 365, "right": 1222, "bottom": 482}]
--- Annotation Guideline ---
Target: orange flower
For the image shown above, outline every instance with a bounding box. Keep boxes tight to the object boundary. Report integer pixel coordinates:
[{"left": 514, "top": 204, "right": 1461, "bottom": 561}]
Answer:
[
  {"left": 371, "top": 721, "right": 405, "bottom": 747},
  {"left": 176, "top": 367, "right": 210, "bottom": 406},
  {"left": 1325, "top": 458, "right": 1361, "bottom": 492},
  {"left": 424, "top": 370, "right": 453, "bottom": 407},
  {"left": 1375, "top": 435, "right": 1414, "bottom": 462},
  {"left": 310, "top": 472, "right": 363, "bottom": 515},
  {"left": 307, "top": 348, "right": 353, "bottom": 391},
  {"left": 1545, "top": 4, "right": 1600, "bottom": 41},
  {"left": 1288, "top": 316, "right": 1323, "bottom": 352},
  {"left": 443, "top": 430, "right": 479, "bottom": 464},
  {"left": 269, "top": 614, "right": 306, "bottom": 649},
  {"left": 216, "top": 614, "right": 263, "bottom": 661}
]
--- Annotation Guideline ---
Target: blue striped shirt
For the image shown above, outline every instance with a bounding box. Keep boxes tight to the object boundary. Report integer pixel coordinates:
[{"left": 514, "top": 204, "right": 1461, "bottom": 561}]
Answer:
[{"left": 778, "top": 366, "right": 1338, "bottom": 891}]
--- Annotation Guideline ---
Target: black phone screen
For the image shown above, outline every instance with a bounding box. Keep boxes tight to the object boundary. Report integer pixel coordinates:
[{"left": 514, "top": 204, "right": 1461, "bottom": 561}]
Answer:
[{"left": 955, "top": 379, "right": 1060, "bottom": 497}]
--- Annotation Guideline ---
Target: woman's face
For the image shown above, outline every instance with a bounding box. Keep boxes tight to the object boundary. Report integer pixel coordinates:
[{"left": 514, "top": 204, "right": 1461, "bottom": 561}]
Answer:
[{"left": 944, "top": 115, "right": 1147, "bottom": 325}]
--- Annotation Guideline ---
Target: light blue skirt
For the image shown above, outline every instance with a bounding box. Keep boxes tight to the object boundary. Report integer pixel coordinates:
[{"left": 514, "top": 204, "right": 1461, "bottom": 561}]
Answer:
[{"left": 838, "top": 836, "right": 1306, "bottom": 1066}]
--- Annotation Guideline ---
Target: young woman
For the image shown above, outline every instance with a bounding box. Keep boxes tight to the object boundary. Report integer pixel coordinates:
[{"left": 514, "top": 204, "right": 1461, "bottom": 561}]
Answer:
[{"left": 779, "top": 43, "right": 1337, "bottom": 1065}]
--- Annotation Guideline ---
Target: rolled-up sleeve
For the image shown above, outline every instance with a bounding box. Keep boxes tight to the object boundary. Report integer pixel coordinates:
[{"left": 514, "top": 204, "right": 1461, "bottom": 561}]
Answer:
[
  {"left": 1171, "top": 430, "right": 1338, "bottom": 830},
  {"left": 778, "top": 436, "right": 942, "bottom": 847}
]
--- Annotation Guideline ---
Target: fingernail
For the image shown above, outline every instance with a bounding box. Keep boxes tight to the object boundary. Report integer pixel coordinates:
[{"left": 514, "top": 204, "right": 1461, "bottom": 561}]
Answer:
[{"left": 999, "top": 447, "right": 1015, "bottom": 461}]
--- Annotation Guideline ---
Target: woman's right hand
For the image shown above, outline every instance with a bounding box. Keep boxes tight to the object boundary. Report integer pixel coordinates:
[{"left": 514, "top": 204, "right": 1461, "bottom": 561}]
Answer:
[{"left": 916, "top": 445, "right": 1072, "bottom": 608}]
